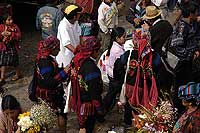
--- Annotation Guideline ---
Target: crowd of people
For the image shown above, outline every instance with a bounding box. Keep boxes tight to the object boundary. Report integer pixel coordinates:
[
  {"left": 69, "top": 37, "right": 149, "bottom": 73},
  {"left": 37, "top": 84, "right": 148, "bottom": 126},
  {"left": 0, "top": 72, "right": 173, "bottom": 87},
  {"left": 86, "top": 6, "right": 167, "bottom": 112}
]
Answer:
[{"left": 0, "top": 0, "right": 199, "bottom": 132}]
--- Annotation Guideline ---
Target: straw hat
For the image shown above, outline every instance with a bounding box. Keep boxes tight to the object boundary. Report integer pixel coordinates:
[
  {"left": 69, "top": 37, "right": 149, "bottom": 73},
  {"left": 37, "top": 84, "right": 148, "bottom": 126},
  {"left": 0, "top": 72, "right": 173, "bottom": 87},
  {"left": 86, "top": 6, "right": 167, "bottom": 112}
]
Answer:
[{"left": 143, "top": 6, "right": 161, "bottom": 19}]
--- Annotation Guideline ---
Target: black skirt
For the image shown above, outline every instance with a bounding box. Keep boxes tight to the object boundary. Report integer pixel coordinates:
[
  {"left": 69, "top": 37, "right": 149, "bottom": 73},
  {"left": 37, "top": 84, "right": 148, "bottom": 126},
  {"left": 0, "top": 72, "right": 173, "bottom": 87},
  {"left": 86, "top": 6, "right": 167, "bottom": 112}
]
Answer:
[{"left": 0, "top": 43, "right": 19, "bottom": 67}]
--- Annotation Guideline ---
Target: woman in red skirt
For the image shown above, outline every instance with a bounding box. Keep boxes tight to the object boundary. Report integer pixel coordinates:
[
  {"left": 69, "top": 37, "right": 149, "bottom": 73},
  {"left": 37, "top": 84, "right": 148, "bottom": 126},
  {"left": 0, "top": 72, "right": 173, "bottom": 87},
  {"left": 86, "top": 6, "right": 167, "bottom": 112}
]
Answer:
[{"left": 0, "top": 13, "right": 21, "bottom": 84}]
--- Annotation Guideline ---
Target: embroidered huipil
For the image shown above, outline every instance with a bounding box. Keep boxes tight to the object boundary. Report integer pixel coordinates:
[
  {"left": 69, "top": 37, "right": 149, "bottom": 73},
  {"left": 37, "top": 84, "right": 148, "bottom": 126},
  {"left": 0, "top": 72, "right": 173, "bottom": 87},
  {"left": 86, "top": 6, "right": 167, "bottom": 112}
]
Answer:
[{"left": 0, "top": 24, "right": 21, "bottom": 51}]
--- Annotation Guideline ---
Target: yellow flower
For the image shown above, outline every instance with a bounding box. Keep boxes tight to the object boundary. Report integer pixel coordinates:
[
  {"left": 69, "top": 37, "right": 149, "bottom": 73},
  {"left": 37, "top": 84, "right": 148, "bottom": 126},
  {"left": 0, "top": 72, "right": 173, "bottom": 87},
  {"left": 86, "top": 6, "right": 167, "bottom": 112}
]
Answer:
[
  {"left": 27, "top": 128, "right": 35, "bottom": 133},
  {"left": 34, "top": 125, "right": 41, "bottom": 132},
  {"left": 18, "top": 112, "right": 31, "bottom": 119}
]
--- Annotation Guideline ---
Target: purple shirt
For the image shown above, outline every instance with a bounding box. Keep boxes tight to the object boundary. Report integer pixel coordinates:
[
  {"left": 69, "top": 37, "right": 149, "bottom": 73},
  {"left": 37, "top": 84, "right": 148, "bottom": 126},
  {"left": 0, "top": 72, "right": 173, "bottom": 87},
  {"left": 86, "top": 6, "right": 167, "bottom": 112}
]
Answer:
[{"left": 106, "top": 41, "right": 125, "bottom": 78}]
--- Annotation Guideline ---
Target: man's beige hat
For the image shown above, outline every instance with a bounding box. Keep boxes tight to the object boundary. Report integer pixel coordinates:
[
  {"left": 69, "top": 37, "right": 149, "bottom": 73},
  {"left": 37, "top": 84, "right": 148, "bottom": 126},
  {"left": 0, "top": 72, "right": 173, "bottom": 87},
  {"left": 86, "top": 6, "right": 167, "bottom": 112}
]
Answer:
[{"left": 143, "top": 6, "right": 161, "bottom": 19}]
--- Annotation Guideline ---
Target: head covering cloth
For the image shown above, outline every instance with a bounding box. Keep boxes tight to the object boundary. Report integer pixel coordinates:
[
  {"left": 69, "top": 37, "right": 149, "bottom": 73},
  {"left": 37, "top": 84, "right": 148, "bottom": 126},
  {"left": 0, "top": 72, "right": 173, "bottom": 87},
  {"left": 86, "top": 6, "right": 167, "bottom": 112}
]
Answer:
[
  {"left": 69, "top": 36, "right": 101, "bottom": 127},
  {"left": 36, "top": 35, "right": 60, "bottom": 62},
  {"left": 178, "top": 82, "right": 200, "bottom": 105},
  {"left": 73, "top": 36, "right": 100, "bottom": 69}
]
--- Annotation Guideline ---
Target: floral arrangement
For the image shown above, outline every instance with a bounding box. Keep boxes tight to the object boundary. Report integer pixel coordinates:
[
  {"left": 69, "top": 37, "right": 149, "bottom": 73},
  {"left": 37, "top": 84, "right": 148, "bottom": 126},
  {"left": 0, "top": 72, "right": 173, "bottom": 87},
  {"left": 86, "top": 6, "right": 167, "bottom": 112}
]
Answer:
[
  {"left": 17, "top": 99, "right": 57, "bottom": 132},
  {"left": 131, "top": 98, "right": 177, "bottom": 132}
]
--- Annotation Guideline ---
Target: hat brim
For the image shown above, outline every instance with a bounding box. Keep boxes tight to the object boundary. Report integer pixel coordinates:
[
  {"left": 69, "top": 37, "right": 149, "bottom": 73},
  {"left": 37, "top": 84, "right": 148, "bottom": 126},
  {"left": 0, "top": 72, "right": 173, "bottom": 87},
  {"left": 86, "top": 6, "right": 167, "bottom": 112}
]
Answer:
[
  {"left": 65, "top": 5, "right": 83, "bottom": 15},
  {"left": 142, "top": 10, "right": 162, "bottom": 20}
]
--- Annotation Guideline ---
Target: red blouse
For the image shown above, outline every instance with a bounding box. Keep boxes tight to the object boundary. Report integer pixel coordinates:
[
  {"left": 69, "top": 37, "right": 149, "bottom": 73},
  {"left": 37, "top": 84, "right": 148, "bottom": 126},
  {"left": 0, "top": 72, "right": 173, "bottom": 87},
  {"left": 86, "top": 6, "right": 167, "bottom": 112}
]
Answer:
[{"left": 0, "top": 24, "right": 21, "bottom": 51}]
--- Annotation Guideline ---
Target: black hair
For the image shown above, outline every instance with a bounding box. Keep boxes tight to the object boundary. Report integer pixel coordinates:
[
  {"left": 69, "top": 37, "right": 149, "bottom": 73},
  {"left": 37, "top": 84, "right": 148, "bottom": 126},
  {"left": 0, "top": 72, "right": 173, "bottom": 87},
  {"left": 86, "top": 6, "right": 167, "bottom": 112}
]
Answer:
[
  {"left": 107, "top": 27, "right": 125, "bottom": 56},
  {"left": 1, "top": 95, "right": 21, "bottom": 111},
  {"left": 64, "top": 6, "right": 82, "bottom": 20},
  {"left": 184, "top": 98, "right": 198, "bottom": 106},
  {"left": 180, "top": 1, "right": 199, "bottom": 18},
  {"left": 79, "top": 13, "right": 90, "bottom": 24},
  {"left": 1, "top": 13, "right": 11, "bottom": 23}
]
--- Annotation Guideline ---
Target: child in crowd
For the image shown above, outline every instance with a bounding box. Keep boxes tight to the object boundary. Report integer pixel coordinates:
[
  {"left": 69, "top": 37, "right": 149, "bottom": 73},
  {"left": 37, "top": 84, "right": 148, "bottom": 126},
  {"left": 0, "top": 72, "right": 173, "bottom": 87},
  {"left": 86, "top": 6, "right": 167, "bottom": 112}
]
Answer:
[
  {"left": 0, "top": 13, "right": 21, "bottom": 84},
  {"left": 98, "top": 0, "right": 118, "bottom": 56},
  {"left": 103, "top": 27, "right": 126, "bottom": 112},
  {"left": 79, "top": 13, "right": 92, "bottom": 36}
]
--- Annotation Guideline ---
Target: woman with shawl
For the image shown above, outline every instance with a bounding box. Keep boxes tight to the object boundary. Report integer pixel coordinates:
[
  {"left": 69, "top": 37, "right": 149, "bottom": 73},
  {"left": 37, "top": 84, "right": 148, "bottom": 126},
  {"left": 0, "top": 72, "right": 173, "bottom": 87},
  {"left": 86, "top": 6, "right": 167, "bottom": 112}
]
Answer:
[
  {"left": 173, "top": 82, "right": 200, "bottom": 132},
  {"left": 35, "top": 35, "right": 68, "bottom": 133},
  {"left": 69, "top": 36, "right": 104, "bottom": 133}
]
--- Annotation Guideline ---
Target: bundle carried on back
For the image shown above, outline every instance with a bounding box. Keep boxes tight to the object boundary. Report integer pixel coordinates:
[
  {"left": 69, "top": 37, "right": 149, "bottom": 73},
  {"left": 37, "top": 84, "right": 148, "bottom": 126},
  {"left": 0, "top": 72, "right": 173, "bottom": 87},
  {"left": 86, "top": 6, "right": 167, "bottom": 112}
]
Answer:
[{"left": 120, "top": 29, "right": 158, "bottom": 109}]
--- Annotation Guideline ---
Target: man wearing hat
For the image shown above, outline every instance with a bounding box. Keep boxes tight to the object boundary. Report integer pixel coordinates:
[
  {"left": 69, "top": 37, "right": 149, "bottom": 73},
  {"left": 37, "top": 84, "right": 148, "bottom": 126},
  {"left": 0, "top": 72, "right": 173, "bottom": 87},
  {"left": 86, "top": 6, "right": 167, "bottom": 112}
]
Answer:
[
  {"left": 141, "top": 6, "right": 174, "bottom": 100},
  {"left": 56, "top": 4, "right": 82, "bottom": 67},
  {"left": 142, "top": 6, "right": 173, "bottom": 54}
]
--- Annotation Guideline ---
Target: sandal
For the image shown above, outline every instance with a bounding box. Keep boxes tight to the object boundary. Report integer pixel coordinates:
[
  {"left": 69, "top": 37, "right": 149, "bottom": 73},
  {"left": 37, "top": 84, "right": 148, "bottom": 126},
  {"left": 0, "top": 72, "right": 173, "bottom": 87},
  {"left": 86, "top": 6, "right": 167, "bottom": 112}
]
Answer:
[{"left": 11, "top": 75, "right": 22, "bottom": 81}]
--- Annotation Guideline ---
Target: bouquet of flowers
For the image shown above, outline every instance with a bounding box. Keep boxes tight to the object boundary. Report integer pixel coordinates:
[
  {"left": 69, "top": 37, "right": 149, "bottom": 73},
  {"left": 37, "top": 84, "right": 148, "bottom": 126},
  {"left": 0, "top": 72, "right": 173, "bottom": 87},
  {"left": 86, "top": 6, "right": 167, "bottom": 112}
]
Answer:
[
  {"left": 17, "top": 99, "right": 57, "bottom": 132},
  {"left": 132, "top": 98, "right": 177, "bottom": 132}
]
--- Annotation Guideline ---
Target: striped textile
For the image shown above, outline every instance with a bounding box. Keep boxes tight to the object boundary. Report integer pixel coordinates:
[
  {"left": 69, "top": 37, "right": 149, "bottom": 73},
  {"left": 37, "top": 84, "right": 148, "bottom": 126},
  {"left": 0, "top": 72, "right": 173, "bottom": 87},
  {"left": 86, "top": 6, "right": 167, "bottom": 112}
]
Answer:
[{"left": 178, "top": 82, "right": 200, "bottom": 104}]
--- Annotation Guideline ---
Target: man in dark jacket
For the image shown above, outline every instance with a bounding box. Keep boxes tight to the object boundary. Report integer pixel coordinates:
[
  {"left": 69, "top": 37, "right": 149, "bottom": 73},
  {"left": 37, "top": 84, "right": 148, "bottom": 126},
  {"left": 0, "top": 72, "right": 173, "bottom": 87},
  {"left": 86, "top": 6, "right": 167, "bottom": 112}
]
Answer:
[{"left": 141, "top": 6, "right": 174, "bottom": 91}]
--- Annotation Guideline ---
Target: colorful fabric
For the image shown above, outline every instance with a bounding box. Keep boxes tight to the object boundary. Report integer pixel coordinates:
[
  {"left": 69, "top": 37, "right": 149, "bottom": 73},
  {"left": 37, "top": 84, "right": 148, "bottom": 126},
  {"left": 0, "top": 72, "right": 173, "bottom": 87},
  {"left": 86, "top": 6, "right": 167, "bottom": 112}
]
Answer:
[
  {"left": 80, "top": 22, "right": 92, "bottom": 36},
  {"left": 0, "top": 24, "right": 21, "bottom": 51},
  {"left": 76, "top": 0, "right": 94, "bottom": 14},
  {"left": 0, "top": 47, "right": 19, "bottom": 67},
  {"left": 73, "top": 36, "right": 100, "bottom": 69},
  {"left": 173, "top": 108, "right": 200, "bottom": 132},
  {"left": 36, "top": 35, "right": 59, "bottom": 62},
  {"left": 36, "top": 56, "right": 68, "bottom": 113},
  {"left": 0, "top": 23, "right": 21, "bottom": 67},
  {"left": 178, "top": 82, "right": 200, "bottom": 105},
  {"left": 98, "top": 2, "right": 118, "bottom": 34},
  {"left": 69, "top": 37, "right": 103, "bottom": 129},
  {"left": 0, "top": 111, "right": 15, "bottom": 133},
  {"left": 126, "top": 30, "right": 158, "bottom": 109},
  {"left": 69, "top": 58, "right": 103, "bottom": 128}
]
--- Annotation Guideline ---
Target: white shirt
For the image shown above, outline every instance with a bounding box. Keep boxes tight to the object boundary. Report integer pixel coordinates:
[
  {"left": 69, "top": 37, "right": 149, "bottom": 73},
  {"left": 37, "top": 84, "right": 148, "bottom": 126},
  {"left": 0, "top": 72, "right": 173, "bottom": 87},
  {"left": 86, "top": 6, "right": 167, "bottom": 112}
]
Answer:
[
  {"left": 56, "top": 17, "right": 81, "bottom": 67},
  {"left": 98, "top": 2, "right": 118, "bottom": 33},
  {"left": 106, "top": 41, "right": 125, "bottom": 78}
]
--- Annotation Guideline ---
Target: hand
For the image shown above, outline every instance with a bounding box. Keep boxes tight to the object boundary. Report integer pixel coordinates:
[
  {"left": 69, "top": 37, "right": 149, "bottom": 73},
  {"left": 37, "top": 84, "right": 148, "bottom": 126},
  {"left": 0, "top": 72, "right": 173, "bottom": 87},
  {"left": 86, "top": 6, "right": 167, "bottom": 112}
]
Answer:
[
  {"left": 141, "top": 21, "right": 150, "bottom": 31},
  {"left": 64, "top": 65, "right": 70, "bottom": 73},
  {"left": 194, "top": 51, "right": 200, "bottom": 60},
  {"left": 197, "top": 16, "right": 200, "bottom": 22},
  {"left": 15, "top": 127, "right": 20, "bottom": 133},
  {"left": 5, "top": 31, "right": 11, "bottom": 36},
  {"left": 1, "top": 31, "right": 7, "bottom": 36},
  {"left": 2, "top": 31, "right": 11, "bottom": 36},
  {"left": 134, "top": 18, "right": 141, "bottom": 25}
]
